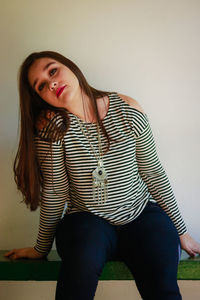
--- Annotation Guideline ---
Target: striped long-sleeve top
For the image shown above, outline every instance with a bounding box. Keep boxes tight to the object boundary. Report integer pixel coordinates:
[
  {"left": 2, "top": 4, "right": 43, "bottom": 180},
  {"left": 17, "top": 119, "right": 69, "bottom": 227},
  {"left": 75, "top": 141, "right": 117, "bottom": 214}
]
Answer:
[{"left": 34, "top": 92, "right": 187, "bottom": 254}]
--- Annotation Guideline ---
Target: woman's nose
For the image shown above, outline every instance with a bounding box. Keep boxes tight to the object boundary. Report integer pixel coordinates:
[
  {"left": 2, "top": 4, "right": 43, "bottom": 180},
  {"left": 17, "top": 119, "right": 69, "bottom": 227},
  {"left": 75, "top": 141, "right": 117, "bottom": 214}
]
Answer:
[{"left": 49, "top": 81, "right": 58, "bottom": 91}]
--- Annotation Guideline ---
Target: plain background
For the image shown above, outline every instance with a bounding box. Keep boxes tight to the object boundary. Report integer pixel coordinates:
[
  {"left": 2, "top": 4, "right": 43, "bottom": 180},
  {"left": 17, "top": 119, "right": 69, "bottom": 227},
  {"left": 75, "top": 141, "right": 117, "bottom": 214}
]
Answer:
[{"left": 0, "top": 0, "right": 200, "bottom": 299}]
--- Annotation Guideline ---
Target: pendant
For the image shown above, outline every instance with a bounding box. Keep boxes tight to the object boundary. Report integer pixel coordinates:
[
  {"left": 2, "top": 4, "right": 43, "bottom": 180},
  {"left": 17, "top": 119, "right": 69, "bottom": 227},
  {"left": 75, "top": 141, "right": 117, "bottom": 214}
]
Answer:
[
  {"left": 92, "top": 160, "right": 107, "bottom": 187},
  {"left": 92, "top": 160, "right": 108, "bottom": 204}
]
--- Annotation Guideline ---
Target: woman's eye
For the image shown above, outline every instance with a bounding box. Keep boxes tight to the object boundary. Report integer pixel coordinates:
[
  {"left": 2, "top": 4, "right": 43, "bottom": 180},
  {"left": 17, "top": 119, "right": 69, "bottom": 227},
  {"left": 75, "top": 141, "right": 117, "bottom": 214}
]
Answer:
[
  {"left": 50, "top": 68, "right": 57, "bottom": 76},
  {"left": 38, "top": 83, "right": 45, "bottom": 91}
]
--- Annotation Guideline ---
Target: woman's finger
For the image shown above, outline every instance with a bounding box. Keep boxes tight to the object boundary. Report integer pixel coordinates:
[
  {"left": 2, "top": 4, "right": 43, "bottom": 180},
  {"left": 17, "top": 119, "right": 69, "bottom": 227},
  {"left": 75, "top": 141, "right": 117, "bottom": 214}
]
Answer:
[
  {"left": 195, "top": 245, "right": 200, "bottom": 254},
  {"left": 10, "top": 251, "right": 23, "bottom": 260},
  {"left": 189, "top": 251, "right": 196, "bottom": 257},
  {"left": 187, "top": 246, "right": 198, "bottom": 257},
  {"left": 4, "top": 249, "right": 16, "bottom": 257},
  {"left": 4, "top": 249, "right": 24, "bottom": 259},
  {"left": 188, "top": 242, "right": 200, "bottom": 256}
]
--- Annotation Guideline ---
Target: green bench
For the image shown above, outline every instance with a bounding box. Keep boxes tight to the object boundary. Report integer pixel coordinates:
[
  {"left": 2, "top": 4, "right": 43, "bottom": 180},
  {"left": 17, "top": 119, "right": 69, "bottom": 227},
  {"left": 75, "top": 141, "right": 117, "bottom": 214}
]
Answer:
[{"left": 0, "top": 250, "right": 200, "bottom": 281}]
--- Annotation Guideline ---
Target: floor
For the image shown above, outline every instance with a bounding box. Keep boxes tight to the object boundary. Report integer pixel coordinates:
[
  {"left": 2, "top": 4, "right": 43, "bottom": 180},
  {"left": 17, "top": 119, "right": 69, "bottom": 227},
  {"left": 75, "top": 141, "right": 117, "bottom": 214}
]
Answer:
[{"left": 0, "top": 280, "right": 199, "bottom": 299}]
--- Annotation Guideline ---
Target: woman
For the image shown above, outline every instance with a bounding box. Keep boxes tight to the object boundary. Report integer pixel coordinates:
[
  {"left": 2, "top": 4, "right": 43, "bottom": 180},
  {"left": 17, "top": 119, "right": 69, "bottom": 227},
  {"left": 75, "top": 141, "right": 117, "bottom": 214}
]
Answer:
[{"left": 5, "top": 51, "right": 200, "bottom": 300}]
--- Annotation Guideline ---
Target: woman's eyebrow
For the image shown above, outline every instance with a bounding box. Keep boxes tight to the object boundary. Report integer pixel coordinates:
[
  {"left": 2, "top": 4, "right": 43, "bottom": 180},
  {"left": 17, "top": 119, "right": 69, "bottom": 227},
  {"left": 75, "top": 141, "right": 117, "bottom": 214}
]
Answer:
[{"left": 33, "top": 62, "right": 56, "bottom": 89}]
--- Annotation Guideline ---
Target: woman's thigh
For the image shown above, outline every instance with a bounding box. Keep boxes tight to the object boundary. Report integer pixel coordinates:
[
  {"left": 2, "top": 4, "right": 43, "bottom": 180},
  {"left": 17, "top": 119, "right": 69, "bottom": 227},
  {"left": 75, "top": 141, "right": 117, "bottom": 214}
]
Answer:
[
  {"left": 117, "top": 201, "right": 181, "bottom": 299},
  {"left": 55, "top": 211, "right": 118, "bottom": 268}
]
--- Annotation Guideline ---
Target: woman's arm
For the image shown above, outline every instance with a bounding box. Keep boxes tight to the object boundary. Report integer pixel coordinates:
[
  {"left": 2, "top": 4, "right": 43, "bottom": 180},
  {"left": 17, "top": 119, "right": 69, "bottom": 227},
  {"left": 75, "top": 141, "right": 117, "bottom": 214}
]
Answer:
[
  {"left": 33, "top": 136, "right": 69, "bottom": 255},
  {"left": 119, "top": 93, "right": 187, "bottom": 234},
  {"left": 5, "top": 114, "right": 69, "bottom": 259},
  {"left": 135, "top": 112, "right": 187, "bottom": 235},
  {"left": 119, "top": 94, "right": 200, "bottom": 256},
  {"left": 179, "top": 232, "right": 200, "bottom": 257},
  {"left": 5, "top": 137, "right": 69, "bottom": 259},
  {"left": 4, "top": 247, "right": 45, "bottom": 260}
]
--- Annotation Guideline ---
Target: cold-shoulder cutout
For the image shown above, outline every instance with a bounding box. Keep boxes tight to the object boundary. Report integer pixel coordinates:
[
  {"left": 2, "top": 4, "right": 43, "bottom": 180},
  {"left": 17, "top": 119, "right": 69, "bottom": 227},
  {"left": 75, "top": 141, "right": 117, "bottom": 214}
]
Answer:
[
  {"left": 117, "top": 93, "right": 145, "bottom": 114},
  {"left": 36, "top": 110, "right": 56, "bottom": 131},
  {"left": 35, "top": 109, "right": 65, "bottom": 142}
]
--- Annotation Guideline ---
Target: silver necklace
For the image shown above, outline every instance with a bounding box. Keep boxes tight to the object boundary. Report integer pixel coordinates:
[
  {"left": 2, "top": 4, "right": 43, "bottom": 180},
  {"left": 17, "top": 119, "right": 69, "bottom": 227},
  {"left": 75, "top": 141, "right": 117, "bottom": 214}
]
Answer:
[{"left": 75, "top": 116, "right": 108, "bottom": 204}]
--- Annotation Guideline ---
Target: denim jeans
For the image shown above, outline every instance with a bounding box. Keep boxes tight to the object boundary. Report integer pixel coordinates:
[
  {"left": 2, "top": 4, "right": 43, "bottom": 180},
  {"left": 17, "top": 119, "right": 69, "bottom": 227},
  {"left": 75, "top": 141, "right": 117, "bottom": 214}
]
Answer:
[{"left": 55, "top": 201, "right": 182, "bottom": 300}]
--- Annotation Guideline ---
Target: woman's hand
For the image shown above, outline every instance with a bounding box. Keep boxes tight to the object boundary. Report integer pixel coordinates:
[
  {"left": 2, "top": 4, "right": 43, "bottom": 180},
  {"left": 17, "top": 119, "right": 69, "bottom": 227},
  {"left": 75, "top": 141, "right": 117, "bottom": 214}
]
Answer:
[
  {"left": 180, "top": 232, "right": 200, "bottom": 257},
  {"left": 4, "top": 247, "right": 46, "bottom": 260}
]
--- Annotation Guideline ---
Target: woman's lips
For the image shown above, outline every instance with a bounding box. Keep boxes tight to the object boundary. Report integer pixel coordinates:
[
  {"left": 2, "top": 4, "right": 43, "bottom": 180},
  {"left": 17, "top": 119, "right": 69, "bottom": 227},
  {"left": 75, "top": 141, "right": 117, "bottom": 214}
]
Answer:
[{"left": 56, "top": 85, "right": 66, "bottom": 98}]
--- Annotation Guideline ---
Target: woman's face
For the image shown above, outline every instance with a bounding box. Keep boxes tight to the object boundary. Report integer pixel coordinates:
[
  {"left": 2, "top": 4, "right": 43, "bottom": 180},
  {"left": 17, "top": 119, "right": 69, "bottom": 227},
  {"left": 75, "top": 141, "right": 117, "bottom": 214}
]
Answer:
[{"left": 28, "top": 57, "right": 80, "bottom": 108}]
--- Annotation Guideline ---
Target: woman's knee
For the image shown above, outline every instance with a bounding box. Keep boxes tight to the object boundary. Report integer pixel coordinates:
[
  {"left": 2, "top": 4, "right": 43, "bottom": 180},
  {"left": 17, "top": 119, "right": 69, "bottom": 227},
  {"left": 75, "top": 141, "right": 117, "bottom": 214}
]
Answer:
[{"left": 133, "top": 264, "right": 181, "bottom": 300}]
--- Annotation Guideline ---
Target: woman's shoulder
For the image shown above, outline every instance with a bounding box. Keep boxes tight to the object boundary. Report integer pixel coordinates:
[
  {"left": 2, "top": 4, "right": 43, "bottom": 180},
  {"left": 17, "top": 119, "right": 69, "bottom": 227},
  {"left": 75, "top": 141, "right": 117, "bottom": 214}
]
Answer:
[
  {"left": 36, "top": 110, "right": 56, "bottom": 131},
  {"left": 35, "top": 109, "right": 64, "bottom": 142},
  {"left": 117, "top": 93, "right": 145, "bottom": 114},
  {"left": 115, "top": 93, "right": 149, "bottom": 136}
]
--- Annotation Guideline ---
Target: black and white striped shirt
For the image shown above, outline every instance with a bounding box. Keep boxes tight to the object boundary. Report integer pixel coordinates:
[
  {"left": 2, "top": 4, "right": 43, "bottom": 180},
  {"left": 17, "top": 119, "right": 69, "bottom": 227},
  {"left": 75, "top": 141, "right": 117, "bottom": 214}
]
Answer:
[{"left": 34, "top": 92, "right": 187, "bottom": 254}]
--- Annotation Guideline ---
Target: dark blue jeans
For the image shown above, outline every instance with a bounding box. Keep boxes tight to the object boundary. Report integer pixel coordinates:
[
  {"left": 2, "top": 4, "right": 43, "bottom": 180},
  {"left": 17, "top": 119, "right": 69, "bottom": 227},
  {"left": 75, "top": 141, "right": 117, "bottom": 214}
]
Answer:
[{"left": 55, "top": 201, "right": 182, "bottom": 300}]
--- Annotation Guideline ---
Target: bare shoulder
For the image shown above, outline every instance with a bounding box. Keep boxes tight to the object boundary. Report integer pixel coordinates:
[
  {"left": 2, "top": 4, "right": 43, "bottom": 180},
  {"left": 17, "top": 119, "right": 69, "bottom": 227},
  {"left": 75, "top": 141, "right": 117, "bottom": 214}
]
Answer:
[
  {"left": 36, "top": 110, "right": 56, "bottom": 130},
  {"left": 118, "top": 93, "right": 145, "bottom": 114}
]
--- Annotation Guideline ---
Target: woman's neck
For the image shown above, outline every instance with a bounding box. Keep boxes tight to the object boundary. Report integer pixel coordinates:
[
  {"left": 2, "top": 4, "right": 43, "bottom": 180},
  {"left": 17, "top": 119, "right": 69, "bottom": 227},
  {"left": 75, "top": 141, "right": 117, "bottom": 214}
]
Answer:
[
  {"left": 65, "top": 89, "right": 109, "bottom": 123},
  {"left": 67, "top": 94, "right": 94, "bottom": 123}
]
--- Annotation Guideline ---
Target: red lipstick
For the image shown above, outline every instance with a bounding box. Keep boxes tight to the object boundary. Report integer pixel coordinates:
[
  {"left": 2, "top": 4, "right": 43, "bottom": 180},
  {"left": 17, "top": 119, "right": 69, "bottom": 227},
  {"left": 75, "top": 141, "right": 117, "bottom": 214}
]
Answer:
[{"left": 56, "top": 85, "right": 66, "bottom": 97}]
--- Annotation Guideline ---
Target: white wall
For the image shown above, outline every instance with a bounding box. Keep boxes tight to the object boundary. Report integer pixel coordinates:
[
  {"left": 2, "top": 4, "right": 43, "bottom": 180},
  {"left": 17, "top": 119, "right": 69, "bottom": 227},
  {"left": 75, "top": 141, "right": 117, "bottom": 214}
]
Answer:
[{"left": 0, "top": 0, "right": 200, "bottom": 298}]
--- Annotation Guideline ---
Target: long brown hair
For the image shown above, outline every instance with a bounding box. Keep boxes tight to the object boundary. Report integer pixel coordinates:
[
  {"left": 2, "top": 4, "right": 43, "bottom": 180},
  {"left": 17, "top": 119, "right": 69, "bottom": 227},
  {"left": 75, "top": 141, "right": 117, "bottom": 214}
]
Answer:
[{"left": 14, "top": 51, "right": 112, "bottom": 211}]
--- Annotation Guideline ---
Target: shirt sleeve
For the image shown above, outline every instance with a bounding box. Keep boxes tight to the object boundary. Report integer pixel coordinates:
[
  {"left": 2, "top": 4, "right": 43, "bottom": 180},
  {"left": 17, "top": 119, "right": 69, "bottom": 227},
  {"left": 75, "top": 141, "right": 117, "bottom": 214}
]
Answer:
[
  {"left": 132, "top": 109, "right": 187, "bottom": 236},
  {"left": 34, "top": 136, "right": 69, "bottom": 254}
]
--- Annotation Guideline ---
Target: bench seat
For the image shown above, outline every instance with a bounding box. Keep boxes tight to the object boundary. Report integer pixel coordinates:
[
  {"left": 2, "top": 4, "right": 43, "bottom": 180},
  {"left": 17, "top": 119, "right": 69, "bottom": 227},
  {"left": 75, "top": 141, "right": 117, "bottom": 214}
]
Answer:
[{"left": 0, "top": 250, "right": 200, "bottom": 281}]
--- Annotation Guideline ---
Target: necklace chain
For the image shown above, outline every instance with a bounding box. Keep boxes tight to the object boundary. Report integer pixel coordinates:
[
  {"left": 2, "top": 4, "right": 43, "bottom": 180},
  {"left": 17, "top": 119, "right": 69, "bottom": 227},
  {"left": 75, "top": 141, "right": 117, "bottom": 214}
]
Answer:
[
  {"left": 75, "top": 116, "right": 103, "bottom": 161},
  {"left": 75, "top": 115, "right": 108, "bottom": 204}
]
